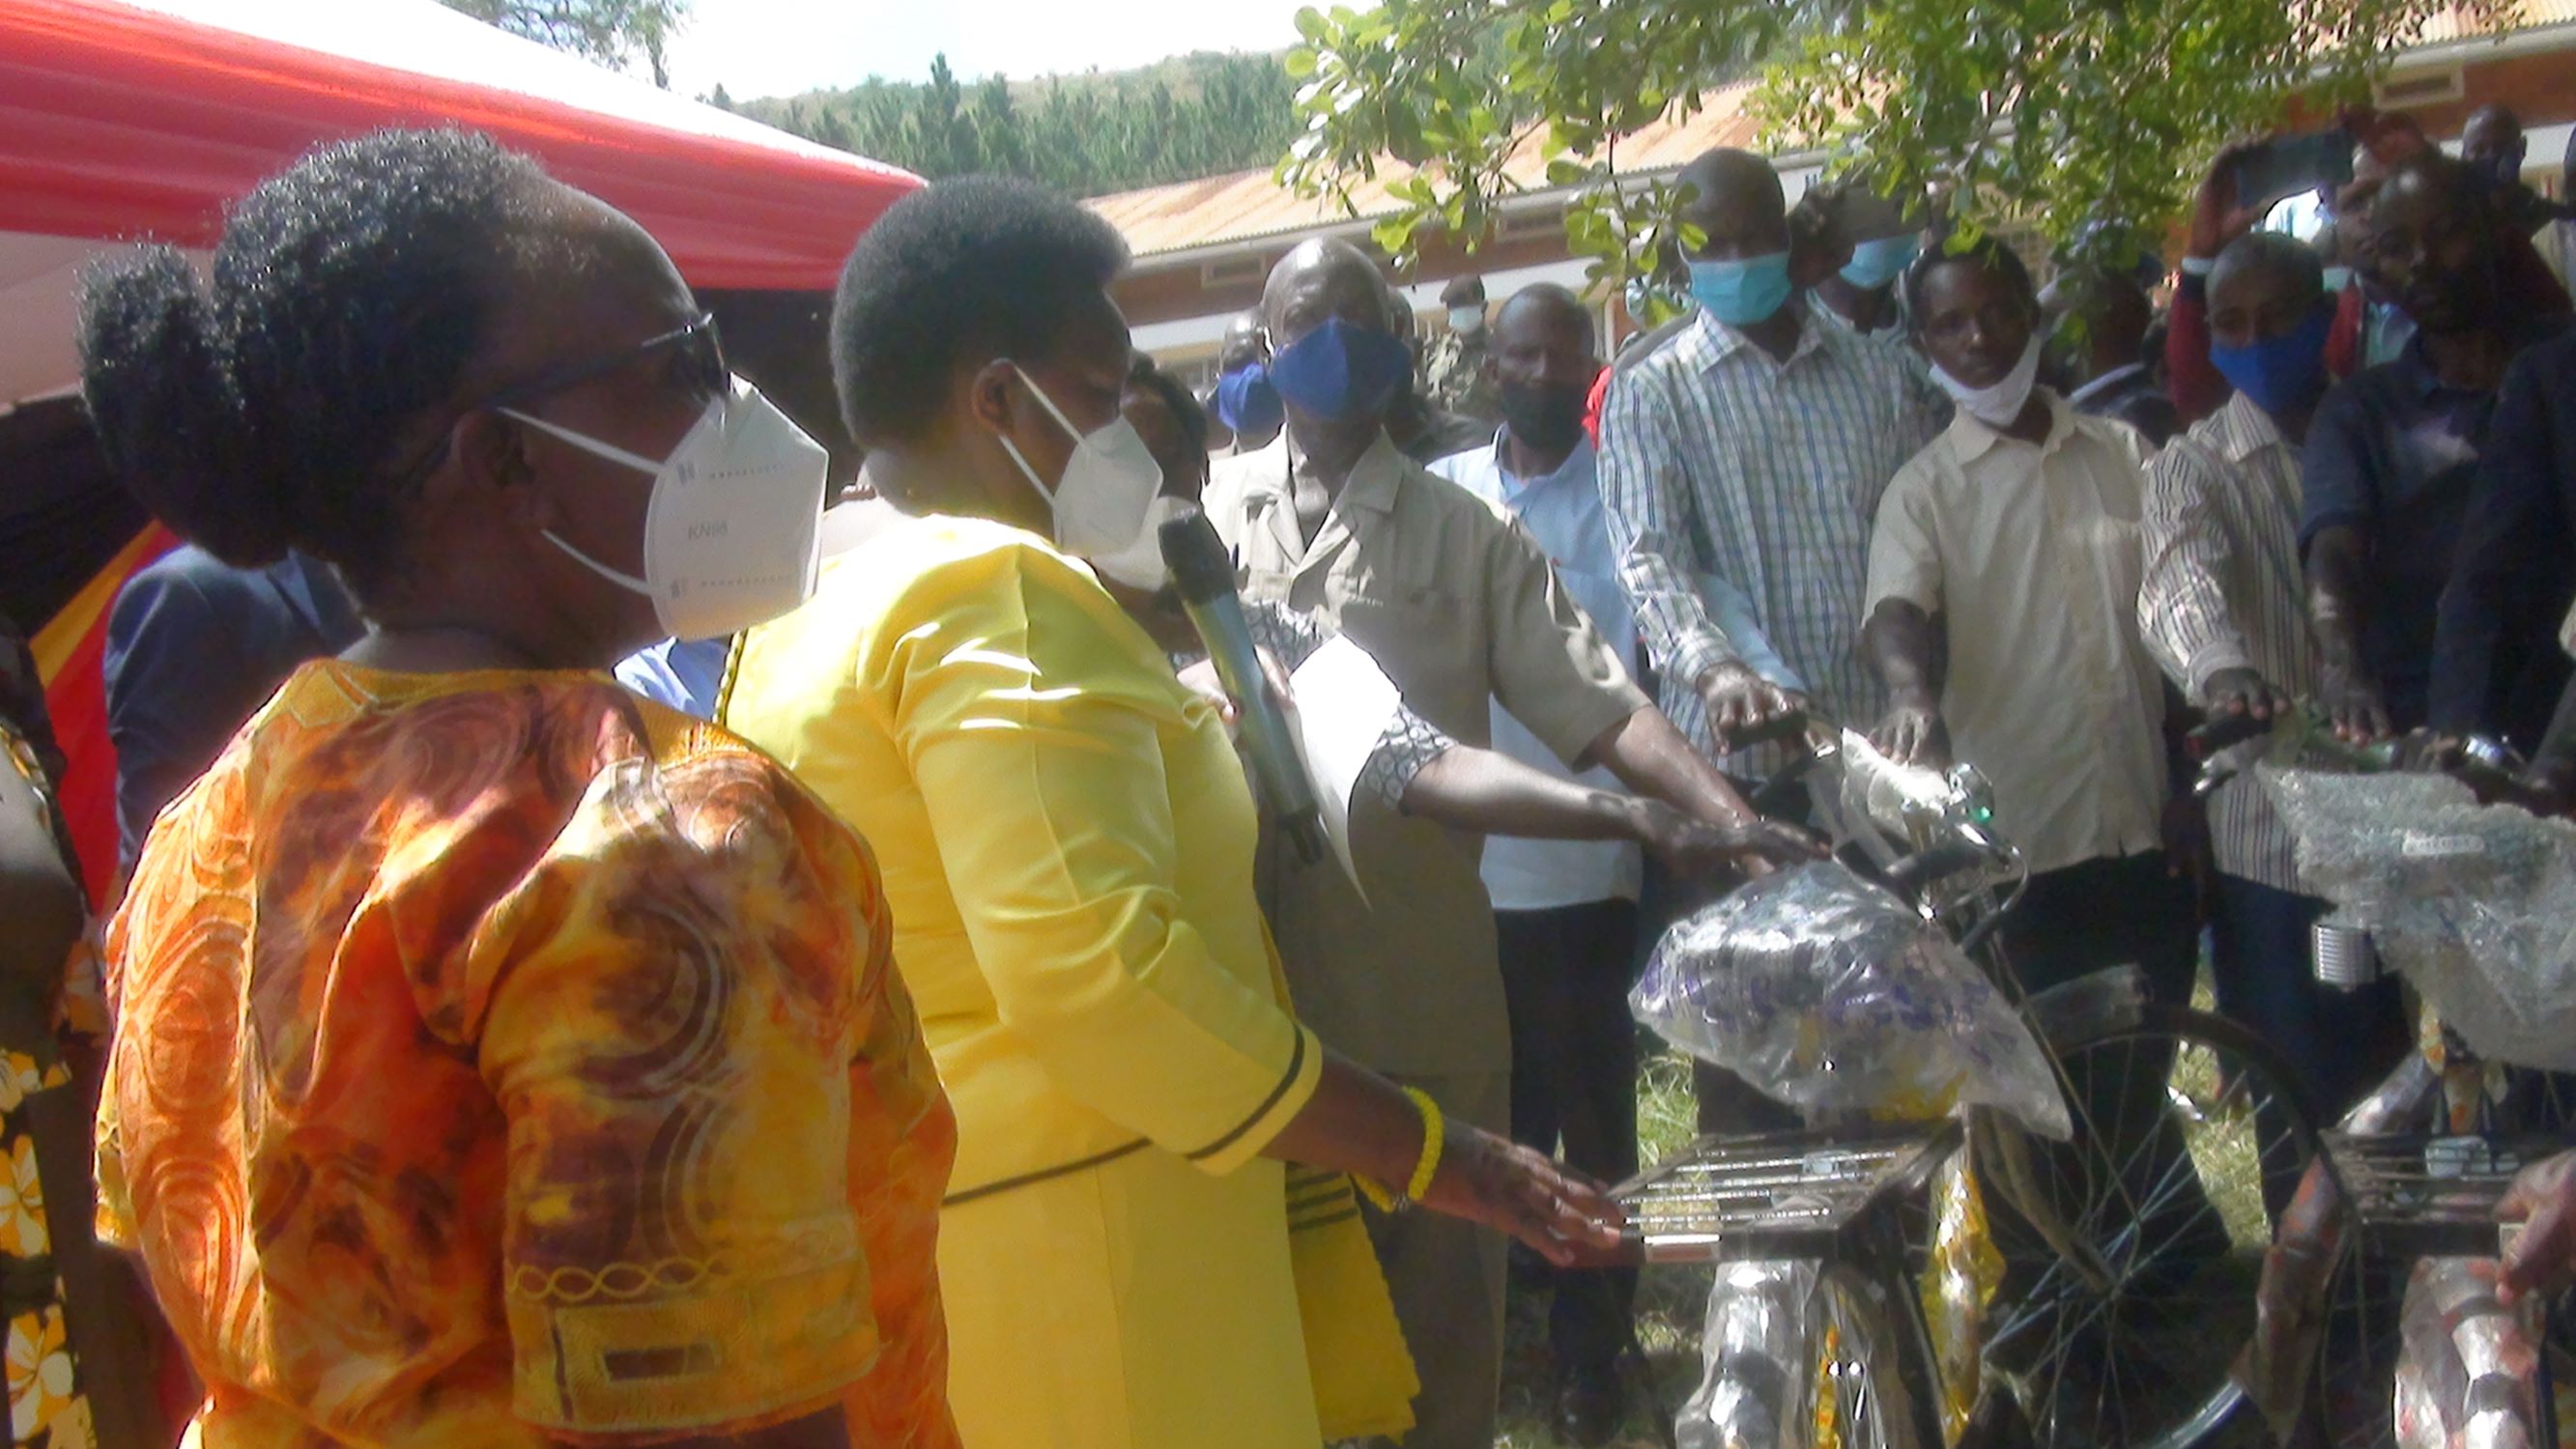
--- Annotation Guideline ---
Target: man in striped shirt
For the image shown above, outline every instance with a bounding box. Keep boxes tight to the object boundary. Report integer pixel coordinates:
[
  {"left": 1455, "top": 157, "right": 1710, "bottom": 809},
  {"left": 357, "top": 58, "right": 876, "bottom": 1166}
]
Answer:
[
  {"left": 2138, "top": 232, "right": 2409, "bottom": 1115},
  {"left": 1599, "top": 149, "right": 1949, "bottom": 772}
]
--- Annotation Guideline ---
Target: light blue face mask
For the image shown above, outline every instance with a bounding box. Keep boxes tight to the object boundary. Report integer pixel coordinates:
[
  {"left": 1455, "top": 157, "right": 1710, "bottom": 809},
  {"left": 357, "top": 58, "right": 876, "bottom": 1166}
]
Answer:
[
  {"left": 1841, "top": 234, "right": 1921, "bottom": 291},
  {"left": 1688, "top": 251, "right": 1793, "bottom": 327},
  {"left": 2321, "top": 266, "right": 2355, "bottom": 294}
]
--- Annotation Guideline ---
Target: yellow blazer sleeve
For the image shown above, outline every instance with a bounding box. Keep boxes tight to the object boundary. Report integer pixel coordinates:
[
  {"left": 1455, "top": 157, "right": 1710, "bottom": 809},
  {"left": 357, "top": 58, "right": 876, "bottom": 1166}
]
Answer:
[{"left": 877, "top": 542, "right": 1319, "bottom": 1176}]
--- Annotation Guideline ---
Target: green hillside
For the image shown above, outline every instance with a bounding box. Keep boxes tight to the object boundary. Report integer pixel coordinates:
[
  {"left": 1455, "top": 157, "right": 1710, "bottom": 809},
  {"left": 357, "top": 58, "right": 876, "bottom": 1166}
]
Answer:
[{"left": 720, "top": 50, "right": 1299, "bottom": 199}]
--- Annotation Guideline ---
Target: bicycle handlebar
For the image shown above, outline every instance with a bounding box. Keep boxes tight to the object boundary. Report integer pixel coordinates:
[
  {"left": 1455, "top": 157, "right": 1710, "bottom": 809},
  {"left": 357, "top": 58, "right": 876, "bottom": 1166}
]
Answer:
[
  {"left": 1722, "top": 706, "right": 1815, "bottom": 750},
  {"left": 2185, "top": 709, "right": 2273, "bottom": 760},
  {"left": 1757, "top": 709, "right": 2021, "bottom": 901},
  {"left": 2185, "top": 700, "right": 2548, "bottom": 811}
]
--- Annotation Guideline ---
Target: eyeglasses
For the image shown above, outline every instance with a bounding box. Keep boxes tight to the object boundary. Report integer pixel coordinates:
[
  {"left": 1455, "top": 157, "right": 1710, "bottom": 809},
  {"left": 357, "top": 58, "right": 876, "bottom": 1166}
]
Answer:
[
  {"left": 484, "top": 313, "right": 727, "bottom": 413},
  {"left": 385, "top": 313, "right": 728, "bottom": 490}
]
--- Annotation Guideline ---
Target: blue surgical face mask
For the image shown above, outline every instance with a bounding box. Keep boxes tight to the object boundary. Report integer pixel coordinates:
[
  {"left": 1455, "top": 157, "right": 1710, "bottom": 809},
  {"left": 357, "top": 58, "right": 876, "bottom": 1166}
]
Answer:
[
  {"left": 2320, "top": 266, "right": 2355, "bottom": 294},
  {"left": 1267, "top": 317, "right": 1414, "bottom": 422},
  {"left": 1214, "top": 361, "right": 1284, "bottom": 437},
  {"left": 2210, "top": 302, "right": 2335, "bottom": 420},
  {"left": 1688, "top": 251, "right": 1794, "bottom": 327},
  {"left": 1841, "top": 234, "right": 1921, "bottom": 291}
]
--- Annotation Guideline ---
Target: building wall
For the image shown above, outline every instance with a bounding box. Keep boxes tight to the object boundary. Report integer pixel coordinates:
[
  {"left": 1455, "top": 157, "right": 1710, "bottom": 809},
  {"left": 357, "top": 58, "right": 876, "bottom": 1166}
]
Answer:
[
  {"left": 1111, "top": 225, "right": 1595, "bottom": 334},
  {"left": 2382, "top": 46, "right": 2576, "bottom": 154}
]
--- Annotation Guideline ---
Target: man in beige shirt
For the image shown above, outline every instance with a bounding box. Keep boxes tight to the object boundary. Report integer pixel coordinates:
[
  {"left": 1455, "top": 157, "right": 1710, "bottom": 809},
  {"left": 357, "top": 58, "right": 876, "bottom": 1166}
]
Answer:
[
  {"left": 1860, "top": 241, "right": 2226, "bottom": 1380},
  {"left": 1206, "top": 238, "right": 1812, "bottom": 1449},
  {"left": 1861, "top": 236, "right": 2194, "bottom": 1004}
]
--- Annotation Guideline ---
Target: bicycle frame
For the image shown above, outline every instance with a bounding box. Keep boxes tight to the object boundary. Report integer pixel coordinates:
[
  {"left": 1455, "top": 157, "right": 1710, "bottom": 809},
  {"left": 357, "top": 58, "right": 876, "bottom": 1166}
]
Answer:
[{"left": 1625, "top": 718, "right": 2242, "bottom": 1448}]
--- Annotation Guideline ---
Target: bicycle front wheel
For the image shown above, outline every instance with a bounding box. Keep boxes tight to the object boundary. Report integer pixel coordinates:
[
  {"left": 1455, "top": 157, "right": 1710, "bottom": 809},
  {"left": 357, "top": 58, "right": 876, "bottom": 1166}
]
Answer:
[
  {"left": 1977, "top": 1005, "right": 2323, "bottom": 1449},
  {"left": 1810, "top": 1260, "right": 1932, "bottom": 1449}
]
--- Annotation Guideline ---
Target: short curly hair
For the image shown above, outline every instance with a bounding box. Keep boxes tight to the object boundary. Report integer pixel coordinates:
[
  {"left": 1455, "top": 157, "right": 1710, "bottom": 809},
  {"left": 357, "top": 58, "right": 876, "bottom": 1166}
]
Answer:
[
  {"left": 77, "top": 128, "right": 560, "bottom": 587},
  {"left": 1903, "top": 236, "right": 2036, "bottom": 326},
  {"left": 831, "top": 176, "right": 1130, "bottom": 446}
]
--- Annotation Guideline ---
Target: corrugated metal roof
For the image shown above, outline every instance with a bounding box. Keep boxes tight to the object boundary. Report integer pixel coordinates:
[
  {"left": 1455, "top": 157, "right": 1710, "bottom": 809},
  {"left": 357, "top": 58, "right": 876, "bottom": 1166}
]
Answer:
[
  {"left": 2412, "top": 0, "right": 2576, "bottom": 43},
  {"left": 1088, "top": 6, "right": 2574, "bottom": 262}
]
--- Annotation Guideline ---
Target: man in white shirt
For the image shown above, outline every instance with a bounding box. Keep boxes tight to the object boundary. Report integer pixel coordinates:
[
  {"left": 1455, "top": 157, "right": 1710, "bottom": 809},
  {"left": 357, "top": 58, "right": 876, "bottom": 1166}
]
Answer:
[
  {"left": 1427, "top": 284, "right": 1642, "bottom": 1443},
  {"left": 1862, "top": 236, "right": 2196, "bottom": 1004}
]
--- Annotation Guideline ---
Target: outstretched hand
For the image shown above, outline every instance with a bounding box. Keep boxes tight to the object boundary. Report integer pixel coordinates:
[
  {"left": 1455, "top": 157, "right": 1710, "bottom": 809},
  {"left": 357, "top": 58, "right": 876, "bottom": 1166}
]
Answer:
[
  {"left": 2190, "top": 140, "right": 2275, "bottom": 259},
  {"left": 2203, "top": 667, "right": 2294, "bottom": 724},
  {"left": 1700, "top": 661, "right": 1808, "bottom": 751},
  {"left": 1871, "top": 693, "right": 1950, "bottom": 767},
  {"left": 1177, "top": 647, "right": 1296, "bottom": 730},
  {"left": 2499, "top": 1151, "right": 2576, "bottom": 1306},
  {"left": 2318, "top": 665, "right": 2393, "bottom": 746},
  {"left": 1636, "top": 802, "right": 1827, "bottom": 879},
  {"left": 1418, "top": 1123, "right": 1626, "bottom": 1267}
]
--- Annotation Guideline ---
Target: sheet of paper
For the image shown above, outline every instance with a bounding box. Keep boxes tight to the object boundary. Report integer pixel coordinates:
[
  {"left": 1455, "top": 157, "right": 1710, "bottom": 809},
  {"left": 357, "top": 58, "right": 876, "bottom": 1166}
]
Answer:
[{"left": 1283, "top": 634, "right": 1405, "bottom": 905}]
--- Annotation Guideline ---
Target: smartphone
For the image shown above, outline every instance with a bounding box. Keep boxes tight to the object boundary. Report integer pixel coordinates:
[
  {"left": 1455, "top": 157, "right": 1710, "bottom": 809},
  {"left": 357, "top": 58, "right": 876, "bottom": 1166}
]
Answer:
[{"left": 2237, "top": 129, "right": 2357, "bottom": 211}]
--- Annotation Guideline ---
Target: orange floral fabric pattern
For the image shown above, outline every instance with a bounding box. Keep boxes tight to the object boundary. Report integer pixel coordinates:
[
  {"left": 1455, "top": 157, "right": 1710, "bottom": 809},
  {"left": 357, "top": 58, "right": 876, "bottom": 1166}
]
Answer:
[{"left": 100, "top": 664, "right": 957, "bottom": 1446}]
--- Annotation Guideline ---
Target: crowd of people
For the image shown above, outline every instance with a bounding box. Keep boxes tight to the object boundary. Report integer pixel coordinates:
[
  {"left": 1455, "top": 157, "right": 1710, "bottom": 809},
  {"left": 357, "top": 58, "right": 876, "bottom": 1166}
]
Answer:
[{"left": 0, "top": 91, "right": 2572, "bottom": 1449}]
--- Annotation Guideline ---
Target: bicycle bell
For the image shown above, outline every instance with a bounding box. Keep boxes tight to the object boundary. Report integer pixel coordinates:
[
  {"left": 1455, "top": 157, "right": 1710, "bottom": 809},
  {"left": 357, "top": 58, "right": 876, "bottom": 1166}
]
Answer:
[
  {"left": 1942, "top": 762, "right": 1997, "bottom": 831},
  {"left": 2311, "top": 921, "right": 2383, "bottom": 990}
]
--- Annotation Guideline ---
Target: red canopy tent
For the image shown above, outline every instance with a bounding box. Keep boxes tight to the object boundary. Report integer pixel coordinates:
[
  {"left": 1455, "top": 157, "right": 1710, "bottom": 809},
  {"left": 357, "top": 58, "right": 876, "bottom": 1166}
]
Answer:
[{"left": 0, "top": 0, "right": 919, "bottom": 901}]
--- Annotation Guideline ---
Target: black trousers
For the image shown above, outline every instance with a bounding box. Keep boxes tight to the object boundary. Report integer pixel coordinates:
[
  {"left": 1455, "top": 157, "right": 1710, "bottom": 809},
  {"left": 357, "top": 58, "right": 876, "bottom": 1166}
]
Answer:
[
  {"left": 1497, "top": 899, "right": 1642, "bottom": 1377},
  {"left": 2209, "top": 873, "right": 2409, "bottom": 1120},
  {"left": 1992, "top": 852, "right": 2235, "bottom": 1272},
  {"left": 1994, "top": 850, "right": 2199, "bottom": 1005}
]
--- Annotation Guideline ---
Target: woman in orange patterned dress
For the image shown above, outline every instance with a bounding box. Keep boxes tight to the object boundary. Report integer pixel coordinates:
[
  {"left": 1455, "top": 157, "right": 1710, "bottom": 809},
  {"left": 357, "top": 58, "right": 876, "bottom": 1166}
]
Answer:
[{"left": 74, "top": 129, "right": 957, "bottom": 1447}]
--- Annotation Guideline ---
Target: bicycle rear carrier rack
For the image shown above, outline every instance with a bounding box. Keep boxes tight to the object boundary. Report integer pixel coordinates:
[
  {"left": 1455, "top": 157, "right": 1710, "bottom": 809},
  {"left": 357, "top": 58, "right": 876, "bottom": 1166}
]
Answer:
[
  {"left": 2323, "top": 1131, "right": 2562, "bottom": 1256},
  {"left": 1611, "top": 1123, "right": 1958, "bottom": 1264}
]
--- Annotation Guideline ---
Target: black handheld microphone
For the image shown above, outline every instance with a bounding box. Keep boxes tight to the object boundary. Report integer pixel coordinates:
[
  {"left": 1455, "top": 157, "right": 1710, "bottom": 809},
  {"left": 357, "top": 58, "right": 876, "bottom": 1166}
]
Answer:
[{"left": 1159, "top": 507, "right": 1328, "bottom": 864}]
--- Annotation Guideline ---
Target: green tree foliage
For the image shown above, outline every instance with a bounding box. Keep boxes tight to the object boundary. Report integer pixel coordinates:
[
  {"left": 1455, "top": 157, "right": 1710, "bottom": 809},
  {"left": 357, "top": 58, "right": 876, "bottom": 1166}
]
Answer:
[
  {"left": 439, "top": 0, "right": 686, "bottom": 88},
  {"left": 745, "top": 51, "right": 1302, "bottom": 198},
  {"left": 1279, "top": 0, "right": 2509, "bottom": 285}
]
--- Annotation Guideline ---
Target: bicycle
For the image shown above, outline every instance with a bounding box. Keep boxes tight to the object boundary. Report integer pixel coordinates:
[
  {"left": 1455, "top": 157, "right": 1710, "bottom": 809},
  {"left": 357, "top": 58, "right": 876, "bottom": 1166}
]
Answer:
[
  {"left": 1596, "top": 716, "right": 2325, "bottom": 1449},
  {"left": 2184, "top": 706, "right": 2576, "bottom": 1449}
]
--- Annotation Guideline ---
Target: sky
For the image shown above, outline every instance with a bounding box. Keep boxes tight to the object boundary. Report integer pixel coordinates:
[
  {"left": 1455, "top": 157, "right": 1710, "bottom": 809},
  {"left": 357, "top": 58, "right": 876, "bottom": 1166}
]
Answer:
[{"left": 661, "top": 0, "right": 1316, "bottom": 101}]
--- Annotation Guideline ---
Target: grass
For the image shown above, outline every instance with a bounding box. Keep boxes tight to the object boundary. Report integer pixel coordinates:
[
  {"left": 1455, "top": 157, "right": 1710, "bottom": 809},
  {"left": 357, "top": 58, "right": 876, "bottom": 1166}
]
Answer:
[{"left": 1495, "top": 1043, "right": 1710, "bottom": 1449}]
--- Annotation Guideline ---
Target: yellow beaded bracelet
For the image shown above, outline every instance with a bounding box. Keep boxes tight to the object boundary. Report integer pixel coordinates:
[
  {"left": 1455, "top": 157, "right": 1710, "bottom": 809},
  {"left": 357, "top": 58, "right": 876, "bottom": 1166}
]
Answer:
[{"left": 1357, "top": 1087, "right": 1445, "bottom": 1212}]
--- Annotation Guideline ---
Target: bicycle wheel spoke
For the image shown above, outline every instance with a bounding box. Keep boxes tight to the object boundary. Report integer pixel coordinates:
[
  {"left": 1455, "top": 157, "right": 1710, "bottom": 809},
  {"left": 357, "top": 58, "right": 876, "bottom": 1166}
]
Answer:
[
  {"left": 1986, "top": 1259, "right": 2075, "bottom": 1353},
  {"left": 1983, "top": 1015, "right": 2325, "bottom": 1449}
]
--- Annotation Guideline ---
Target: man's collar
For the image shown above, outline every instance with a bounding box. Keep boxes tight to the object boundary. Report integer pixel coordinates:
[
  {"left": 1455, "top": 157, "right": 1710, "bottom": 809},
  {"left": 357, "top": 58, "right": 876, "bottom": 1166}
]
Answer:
[
  {"left": 1683, "top": 304, "right": 1825, "bottom": 373},
  {"left": 1290, "top": 430, "right": 1409, "bottom": 515},
  {"left": 1495, "top": 430, "right": 1596, "bottom": 491},
  {"left": 2066, "top": 361, "right": 2148, "bottom": 411},
  {"left": 2213, "top": 391, "right": 2288, "bottom": 462},
  {"left": 1945, "top": 388, "right": 2074, "bottom": 464}
]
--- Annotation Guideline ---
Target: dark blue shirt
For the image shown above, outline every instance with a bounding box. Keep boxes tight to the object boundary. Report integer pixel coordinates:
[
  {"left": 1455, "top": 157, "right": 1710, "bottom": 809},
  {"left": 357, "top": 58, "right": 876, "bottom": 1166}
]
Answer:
[
  {"left": 2431, "top": 331, "right": 2576, "bottom": 742},
  {"left": 102, "top": 547, "right": 363, "bottom": 866},
  {"left": 2300, "top": 321, "right": 2568, "bottom": 730}
]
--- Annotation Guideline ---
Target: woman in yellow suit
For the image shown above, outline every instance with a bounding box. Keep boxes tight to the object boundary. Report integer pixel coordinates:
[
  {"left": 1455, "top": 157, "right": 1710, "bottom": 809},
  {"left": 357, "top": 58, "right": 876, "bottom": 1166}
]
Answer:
[{"left": 722, "top": 178, "right": 1624, "bottom": 1448}]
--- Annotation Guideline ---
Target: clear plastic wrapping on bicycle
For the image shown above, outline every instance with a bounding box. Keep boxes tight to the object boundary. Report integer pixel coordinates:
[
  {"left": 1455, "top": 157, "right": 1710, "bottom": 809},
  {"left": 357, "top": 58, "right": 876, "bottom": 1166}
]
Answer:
[
  {"left": 2392, "top": 1255, "right": 2547, "bottom": 1449},
  {"left": 1676, "top": 1260, "right": 1821, "bottom": 1449},
  {"left": 2263, "top": 766, "right": 2576, "bottom": 1072},
  {"left": 1630, "top": 861, "right": 2071, "bottom": 1140}
]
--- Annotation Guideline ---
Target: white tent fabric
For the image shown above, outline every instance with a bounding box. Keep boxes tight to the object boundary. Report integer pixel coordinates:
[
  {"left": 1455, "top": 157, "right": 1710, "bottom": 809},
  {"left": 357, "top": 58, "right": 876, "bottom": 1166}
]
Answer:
[{"left": 117, "top": 0, "right": 852, "bottom": 162}]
